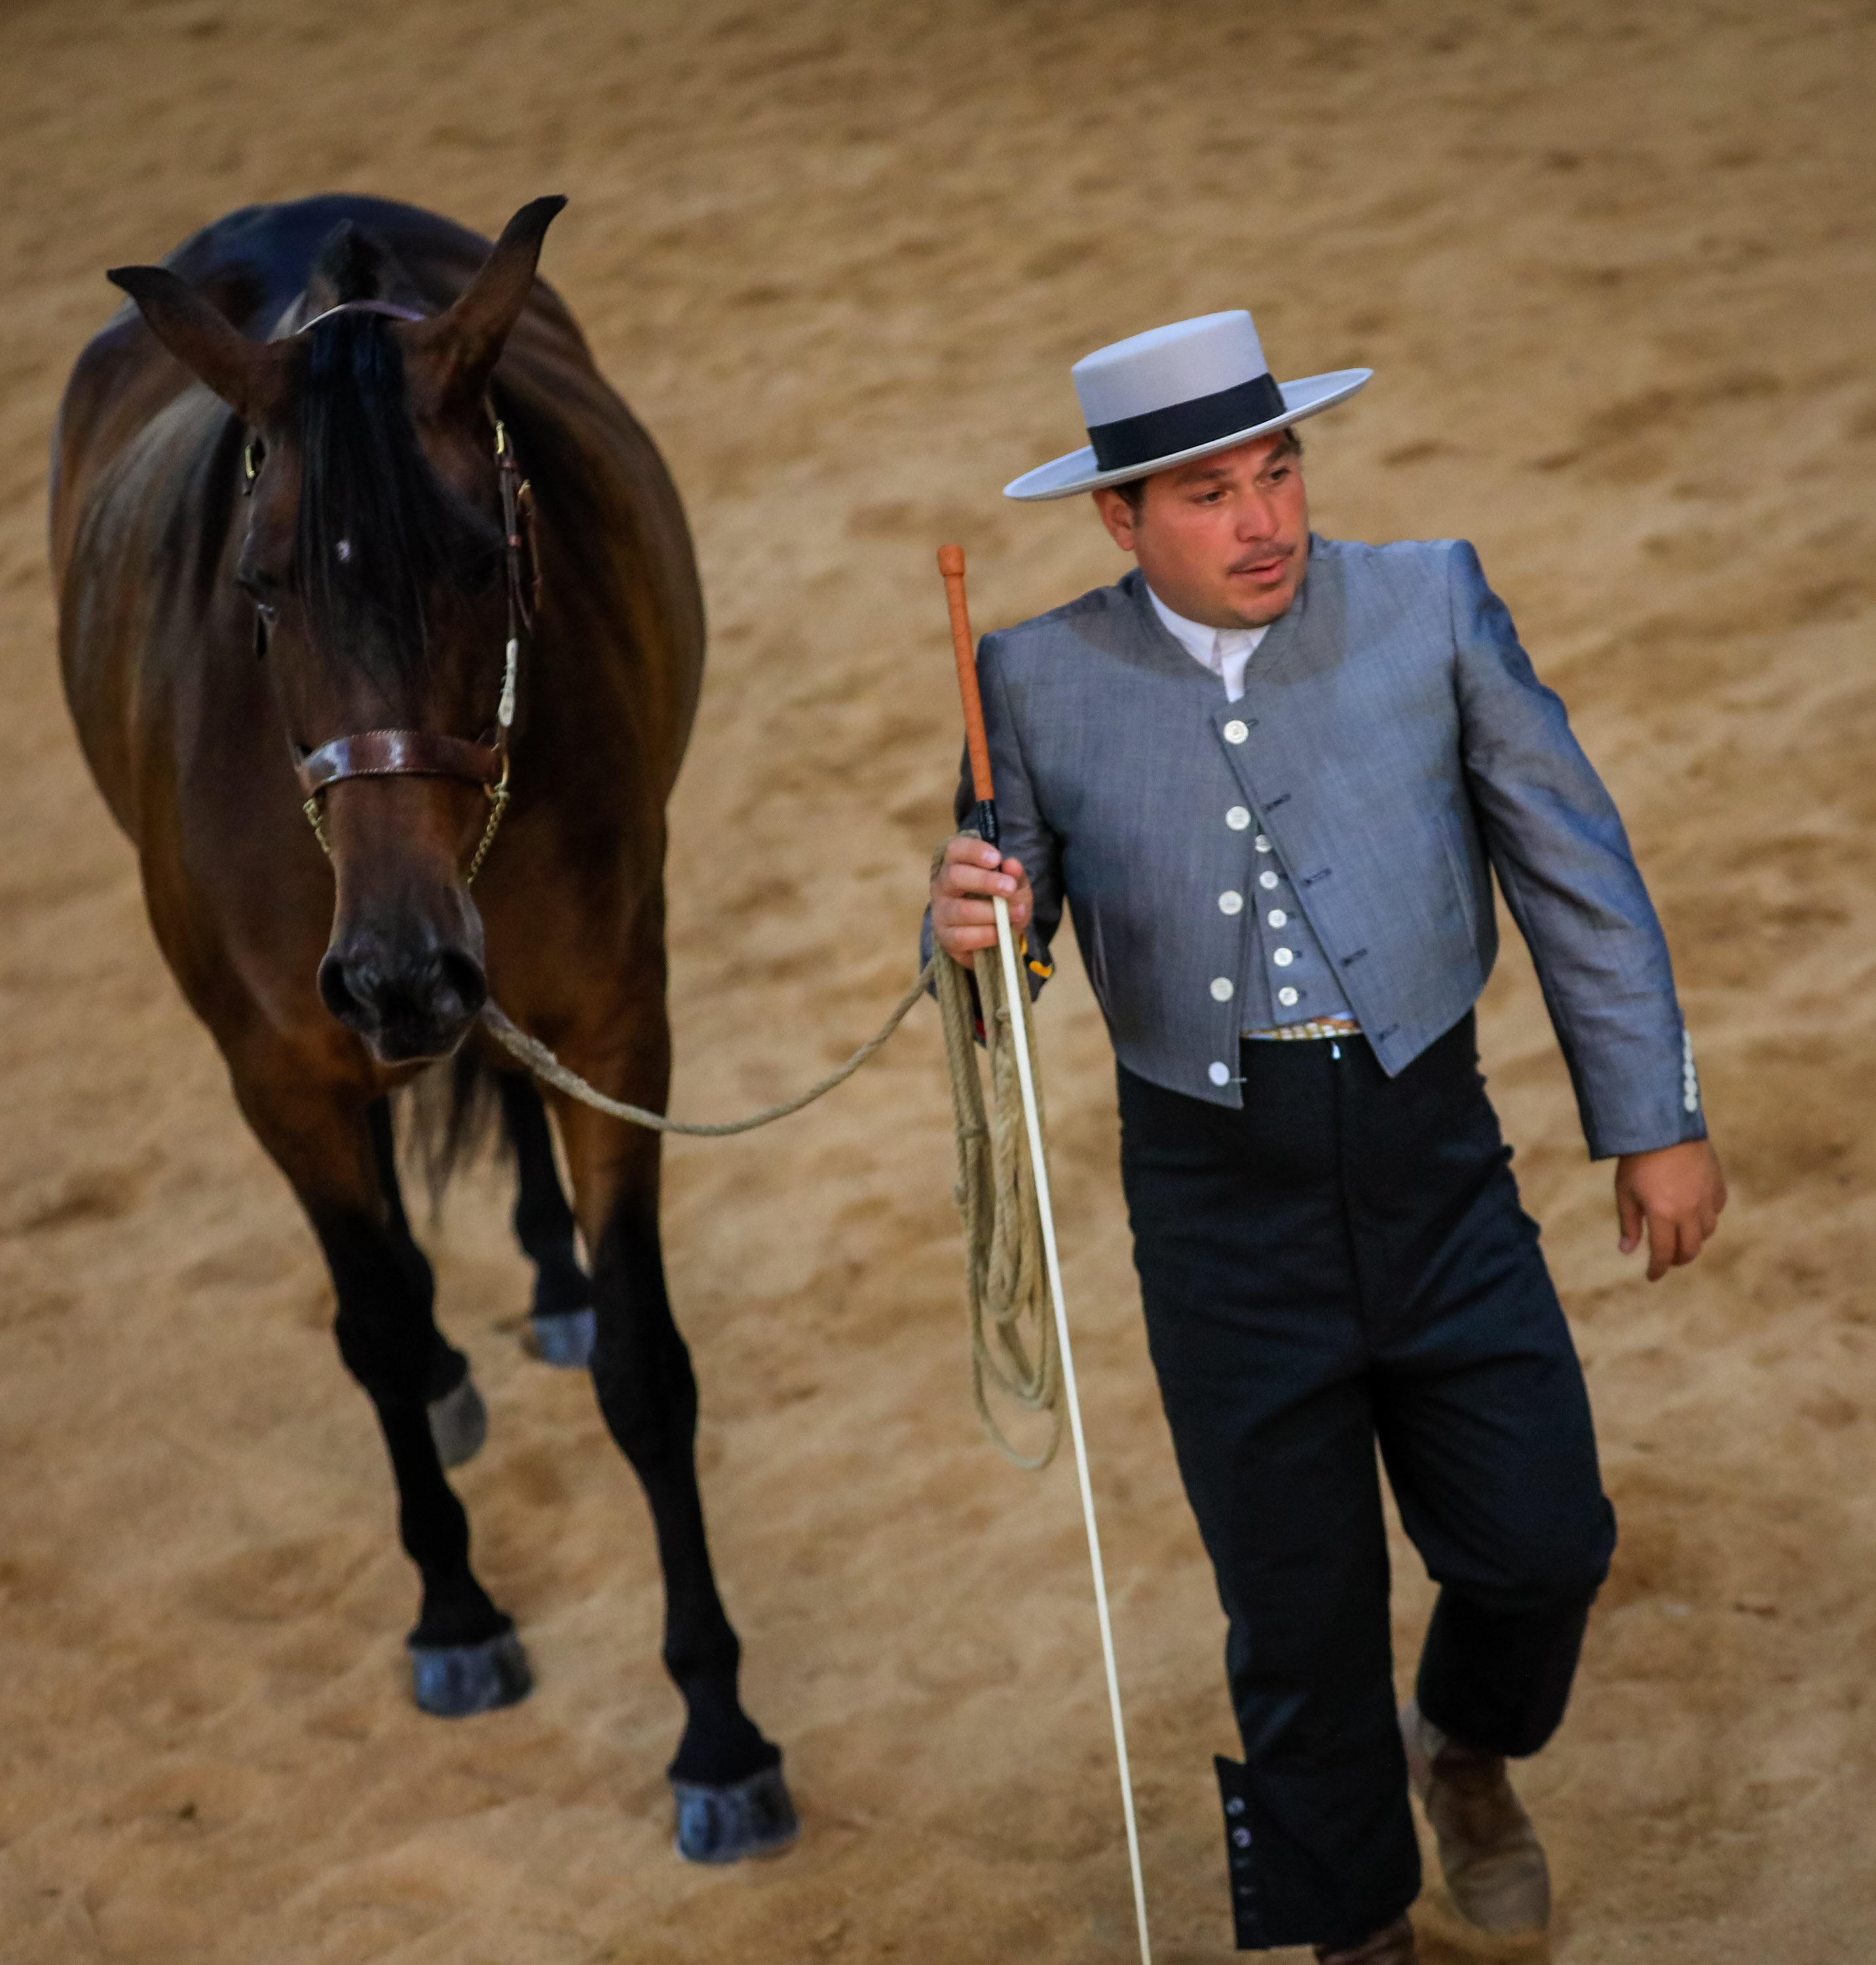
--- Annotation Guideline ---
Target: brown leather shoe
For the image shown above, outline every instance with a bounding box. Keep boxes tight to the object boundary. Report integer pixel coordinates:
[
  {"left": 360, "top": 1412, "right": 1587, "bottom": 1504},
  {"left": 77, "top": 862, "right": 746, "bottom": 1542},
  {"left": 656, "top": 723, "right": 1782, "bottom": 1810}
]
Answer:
[
  {"left": 1400, "top": 1699, "right": 1550, "bottom": 1936},
  {"left": 1315, "top": 1914, "right": 1416, "bottom": 1964}
]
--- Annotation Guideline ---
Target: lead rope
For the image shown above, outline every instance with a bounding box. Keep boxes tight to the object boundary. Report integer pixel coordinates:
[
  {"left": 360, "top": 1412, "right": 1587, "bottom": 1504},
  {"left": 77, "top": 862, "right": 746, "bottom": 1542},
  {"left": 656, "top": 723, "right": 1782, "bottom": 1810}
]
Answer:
[{"left": 478, "top": 848, "right": 1059, "bottom": 1469}]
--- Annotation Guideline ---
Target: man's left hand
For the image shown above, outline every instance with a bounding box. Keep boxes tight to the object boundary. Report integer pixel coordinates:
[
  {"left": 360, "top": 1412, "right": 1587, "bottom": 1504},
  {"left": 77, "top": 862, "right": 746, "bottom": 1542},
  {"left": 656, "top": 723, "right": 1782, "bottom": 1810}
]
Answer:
[{"left": 1615, "top": 1139, "right": 1727, "bottom": 1282}]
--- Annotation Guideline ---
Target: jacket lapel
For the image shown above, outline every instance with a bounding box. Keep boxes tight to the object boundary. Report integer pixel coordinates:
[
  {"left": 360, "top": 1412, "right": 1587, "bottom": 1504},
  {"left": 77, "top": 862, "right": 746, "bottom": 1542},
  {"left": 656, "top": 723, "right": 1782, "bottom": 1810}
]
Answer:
[
  {"left": 1115, "top": 568, "right": 1229, "bottom": 685},
  {"left": 1241, "top": 536, "right": 1347, "bottom": 695},
  {"left": 1204, "top": 540, "right": 1349, "bottom": 825}
]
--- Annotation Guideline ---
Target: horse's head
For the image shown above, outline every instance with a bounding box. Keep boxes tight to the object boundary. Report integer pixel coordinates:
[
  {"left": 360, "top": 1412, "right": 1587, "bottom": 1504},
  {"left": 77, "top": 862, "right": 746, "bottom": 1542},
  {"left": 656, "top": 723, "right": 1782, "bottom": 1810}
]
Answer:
[{"left": 107, "top": 196, "right": 565, "bottom": 1064}]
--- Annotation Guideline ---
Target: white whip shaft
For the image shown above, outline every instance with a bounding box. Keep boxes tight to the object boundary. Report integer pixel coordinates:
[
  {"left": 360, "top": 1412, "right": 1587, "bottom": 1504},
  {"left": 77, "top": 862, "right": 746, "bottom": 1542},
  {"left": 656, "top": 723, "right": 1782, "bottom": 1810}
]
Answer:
[{"left": 993, "top": 895, "right": 1152, "bottom": 1965}]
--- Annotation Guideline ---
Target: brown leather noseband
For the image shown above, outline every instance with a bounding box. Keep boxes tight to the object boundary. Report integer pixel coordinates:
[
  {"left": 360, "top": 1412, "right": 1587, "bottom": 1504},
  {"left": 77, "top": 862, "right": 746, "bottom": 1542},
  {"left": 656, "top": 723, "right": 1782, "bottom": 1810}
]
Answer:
[
  {"left": 275, "top": 298, "right": 535, "bottom": 886},
  {"left": 298, "top": 728, "right": 507, "bottom": 796}
]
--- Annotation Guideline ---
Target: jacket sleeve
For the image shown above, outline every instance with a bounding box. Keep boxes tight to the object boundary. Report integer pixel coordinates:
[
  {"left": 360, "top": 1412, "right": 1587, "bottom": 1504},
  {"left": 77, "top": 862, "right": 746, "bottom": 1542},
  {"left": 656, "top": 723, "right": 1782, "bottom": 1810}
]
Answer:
[
  {"left": 919, "top": 627, "right": 1066, "bottom": 1000},
  {"left": 1449, "top": 540, "right": 1706, "bottom": 1159}
]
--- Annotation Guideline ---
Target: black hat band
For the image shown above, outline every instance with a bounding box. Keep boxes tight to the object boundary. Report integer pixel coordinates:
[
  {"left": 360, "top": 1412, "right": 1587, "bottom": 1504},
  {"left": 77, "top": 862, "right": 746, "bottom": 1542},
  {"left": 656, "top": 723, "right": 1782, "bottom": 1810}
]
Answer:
[{"left": 1085, "top": 371, "right": 1288, "bottom": 474}]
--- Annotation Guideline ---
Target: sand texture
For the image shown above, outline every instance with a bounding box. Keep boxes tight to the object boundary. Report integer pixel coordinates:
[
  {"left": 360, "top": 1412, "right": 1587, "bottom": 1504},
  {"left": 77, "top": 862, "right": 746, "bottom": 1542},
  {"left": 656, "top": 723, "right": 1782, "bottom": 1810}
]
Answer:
[{"left": 2, "top": 1, "right": 1874, "bottom": 1959}]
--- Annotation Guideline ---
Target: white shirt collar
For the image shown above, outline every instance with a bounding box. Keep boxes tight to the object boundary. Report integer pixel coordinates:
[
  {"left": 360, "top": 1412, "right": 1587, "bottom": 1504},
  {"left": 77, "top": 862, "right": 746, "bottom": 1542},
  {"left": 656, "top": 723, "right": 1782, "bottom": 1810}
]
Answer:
[{"left": 1146, "top": 585, "right": 1270, "bottom": 703}]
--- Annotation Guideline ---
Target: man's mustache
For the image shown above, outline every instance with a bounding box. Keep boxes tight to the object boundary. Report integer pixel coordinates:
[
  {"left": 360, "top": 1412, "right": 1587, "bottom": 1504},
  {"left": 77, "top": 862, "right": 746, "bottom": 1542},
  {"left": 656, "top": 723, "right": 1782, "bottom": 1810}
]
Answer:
[{"left": 1228, "top": 541, "right": 1292, "bottom": 574}]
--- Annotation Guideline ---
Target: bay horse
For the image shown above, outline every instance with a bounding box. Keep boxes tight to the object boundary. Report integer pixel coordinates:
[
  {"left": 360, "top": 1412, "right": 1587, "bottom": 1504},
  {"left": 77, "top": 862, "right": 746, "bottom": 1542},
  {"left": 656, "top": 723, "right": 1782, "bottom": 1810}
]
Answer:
[{"left": 49, "top": 194, "right": 795, "bottom": 1862}]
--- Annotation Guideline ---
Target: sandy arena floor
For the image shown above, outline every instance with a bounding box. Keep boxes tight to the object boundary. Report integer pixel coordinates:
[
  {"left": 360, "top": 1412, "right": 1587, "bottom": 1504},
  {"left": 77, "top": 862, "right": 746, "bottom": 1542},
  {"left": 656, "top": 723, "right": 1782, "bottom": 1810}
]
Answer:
[{"left": 2, "top": 2, "right": 1874, "bottom": 1959}]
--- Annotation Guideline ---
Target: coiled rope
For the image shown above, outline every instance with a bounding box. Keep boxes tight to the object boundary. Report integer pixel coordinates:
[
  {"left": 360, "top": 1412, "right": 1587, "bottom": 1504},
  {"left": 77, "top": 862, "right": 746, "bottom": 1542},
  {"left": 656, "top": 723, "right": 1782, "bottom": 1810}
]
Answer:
[
  {"left": 932, "top": 935, "right": 1062, "bottom": 1469},
  {"left": 477, "top": 859, "right": 1060, "bottom": 1468}
]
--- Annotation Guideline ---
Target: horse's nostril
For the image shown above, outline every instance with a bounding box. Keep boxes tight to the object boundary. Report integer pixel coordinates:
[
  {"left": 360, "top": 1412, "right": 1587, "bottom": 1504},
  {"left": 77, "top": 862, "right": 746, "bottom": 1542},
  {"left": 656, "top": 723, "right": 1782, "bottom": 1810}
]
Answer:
[
  {"left": 318, "top": 948, "right": 377, "bottom": 1029},
  {"left": 429, "top": 950, "right": 488, "bottom": 1022}
]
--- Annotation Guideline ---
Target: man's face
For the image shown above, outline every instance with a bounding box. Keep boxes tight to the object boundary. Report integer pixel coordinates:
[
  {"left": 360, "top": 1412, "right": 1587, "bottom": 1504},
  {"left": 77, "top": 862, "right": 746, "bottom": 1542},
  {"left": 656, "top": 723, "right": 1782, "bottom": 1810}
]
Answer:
[{"left": 1091, "top": 431, "right": 1310, "bottom": 629}]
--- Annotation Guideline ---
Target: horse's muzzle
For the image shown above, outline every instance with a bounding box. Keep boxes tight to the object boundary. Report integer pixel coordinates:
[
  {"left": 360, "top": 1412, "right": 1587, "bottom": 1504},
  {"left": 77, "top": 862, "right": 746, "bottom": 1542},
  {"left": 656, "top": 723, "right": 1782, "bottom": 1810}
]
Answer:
[{"left": 318, "top": 934, "right": 488, "bottom": 1062}]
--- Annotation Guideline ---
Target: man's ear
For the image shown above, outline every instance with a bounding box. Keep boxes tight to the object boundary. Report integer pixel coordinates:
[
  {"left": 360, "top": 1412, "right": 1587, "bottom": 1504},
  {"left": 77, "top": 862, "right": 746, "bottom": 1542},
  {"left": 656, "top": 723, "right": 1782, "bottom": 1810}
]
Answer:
[
  {"left": 396, "top": 195, "right": 566, "bottom": 416},
  {"left": 1091, "top": 485, "right": 1138, "bottom": 553},
  {"left": 105, "top": 265, "right": 292, "bottom": 425}
]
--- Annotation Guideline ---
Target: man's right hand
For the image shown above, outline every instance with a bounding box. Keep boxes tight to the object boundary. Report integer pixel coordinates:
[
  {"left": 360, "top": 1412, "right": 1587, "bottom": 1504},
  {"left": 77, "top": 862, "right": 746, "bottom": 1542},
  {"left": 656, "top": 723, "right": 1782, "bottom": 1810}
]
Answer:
[{"left": 932, "top": 834, "right": 1034, "bottom": 966}]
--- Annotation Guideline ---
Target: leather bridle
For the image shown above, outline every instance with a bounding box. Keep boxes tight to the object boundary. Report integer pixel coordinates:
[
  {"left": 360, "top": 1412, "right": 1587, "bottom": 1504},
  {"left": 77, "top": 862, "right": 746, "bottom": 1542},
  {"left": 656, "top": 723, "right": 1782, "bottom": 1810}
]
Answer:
[{"left": 250, "top": 297, "right": 536, "bottom": 886}]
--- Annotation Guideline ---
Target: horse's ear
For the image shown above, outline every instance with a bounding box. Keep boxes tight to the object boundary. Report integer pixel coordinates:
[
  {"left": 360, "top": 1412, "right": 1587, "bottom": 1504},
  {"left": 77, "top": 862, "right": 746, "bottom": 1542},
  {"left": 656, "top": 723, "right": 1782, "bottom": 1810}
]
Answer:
[
  {"left": 398, "top": 196, "right": 567, "bottom": 414},
  {"left": 106, "top": 265, "right": 291, "bottom": 426}
]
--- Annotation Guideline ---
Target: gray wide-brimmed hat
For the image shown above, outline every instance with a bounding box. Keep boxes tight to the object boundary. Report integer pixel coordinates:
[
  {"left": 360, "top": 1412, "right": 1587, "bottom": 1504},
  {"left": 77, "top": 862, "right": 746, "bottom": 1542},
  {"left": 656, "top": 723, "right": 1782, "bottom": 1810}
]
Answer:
[{"left": 1004, "top": 310, "right": 1371, "bottom": 502}]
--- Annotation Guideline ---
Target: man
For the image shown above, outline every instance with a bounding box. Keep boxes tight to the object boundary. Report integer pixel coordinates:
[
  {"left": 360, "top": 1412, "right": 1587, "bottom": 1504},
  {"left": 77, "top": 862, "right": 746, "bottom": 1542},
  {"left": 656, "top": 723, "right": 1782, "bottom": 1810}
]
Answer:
[{"left": 928, "top": 310, "right": 1726, "bottom": 1962}]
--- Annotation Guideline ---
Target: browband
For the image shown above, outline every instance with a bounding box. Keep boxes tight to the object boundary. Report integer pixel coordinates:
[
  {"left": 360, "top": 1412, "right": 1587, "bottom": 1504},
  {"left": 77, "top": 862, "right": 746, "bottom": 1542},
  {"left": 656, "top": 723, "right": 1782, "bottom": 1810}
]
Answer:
[{"left": 297, "top": 298, "right": 429, "bottom": 334}]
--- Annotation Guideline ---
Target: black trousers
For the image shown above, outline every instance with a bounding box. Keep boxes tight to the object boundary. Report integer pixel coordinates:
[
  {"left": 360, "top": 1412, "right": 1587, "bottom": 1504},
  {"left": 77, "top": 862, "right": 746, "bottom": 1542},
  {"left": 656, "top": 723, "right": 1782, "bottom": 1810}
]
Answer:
[{"left": 1117, "top": 1014, "right": 1615, "bottom": 1951}]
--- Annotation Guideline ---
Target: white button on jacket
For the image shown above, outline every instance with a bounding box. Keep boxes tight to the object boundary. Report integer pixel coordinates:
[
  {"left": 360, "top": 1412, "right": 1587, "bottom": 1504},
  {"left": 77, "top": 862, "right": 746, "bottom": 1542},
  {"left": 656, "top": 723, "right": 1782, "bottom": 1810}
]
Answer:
[
  {"left": 1210, "top": 977, "right": 1235, "bottom": 1001},
  {"left": 1223, "top": 720, "right": 1248, "bottom": 745},
  {"left": 1219, "top": 891, "right": 1244, "bottom": 916},
  {"left": 1259, "top": 871, "right": 1280, "bottom": 890},
  {"left": 1208, "top": 1060, "right": 1232, "bottom": 1087},
  {"left": 1267, "top": 909, "right": 1287, "bottom": 927},
  {"left": 1277, "top": 986, "right": 1300, "bottom": 1007},
  {"left": 1226, "top": 806, "right": 1251, "bottom": 831},
  {"left": 1273, "top": 948, "right": 1295, "bottom": 967},
  {"left": 1254, "top": 834, "right": 1271, "bottom": 852}
]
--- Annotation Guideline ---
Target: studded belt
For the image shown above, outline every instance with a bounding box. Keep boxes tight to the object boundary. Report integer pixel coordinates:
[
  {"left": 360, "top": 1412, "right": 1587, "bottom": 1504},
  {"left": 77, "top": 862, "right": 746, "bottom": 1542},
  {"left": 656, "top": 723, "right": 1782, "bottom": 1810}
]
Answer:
[{"left": 1242, "top": 1017, "right": 1363, "bottom": 1043}]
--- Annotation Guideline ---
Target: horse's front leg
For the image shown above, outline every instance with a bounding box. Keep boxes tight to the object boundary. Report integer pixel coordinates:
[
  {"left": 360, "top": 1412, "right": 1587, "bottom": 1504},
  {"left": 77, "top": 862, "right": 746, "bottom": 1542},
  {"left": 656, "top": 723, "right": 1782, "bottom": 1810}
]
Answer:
[
  {"left": 554, "top": 1068, "right": 798, "bottom": 1864},
  {"left": 366, "top": 1095, "right": 488, "bottom": 1468},
  {"left": 232, "top": 1058, "right": 529, "bottom": 1717},
  {"left": 497, "top": 1071, "right": 595, "bottom": 1367}
]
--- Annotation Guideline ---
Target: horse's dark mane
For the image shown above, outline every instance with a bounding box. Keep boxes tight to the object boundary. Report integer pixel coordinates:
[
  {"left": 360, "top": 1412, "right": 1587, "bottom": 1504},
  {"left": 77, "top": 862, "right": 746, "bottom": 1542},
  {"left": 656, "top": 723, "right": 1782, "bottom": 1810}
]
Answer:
[{"left": 295, "top": 304, "right": 502, "bottom": 679}]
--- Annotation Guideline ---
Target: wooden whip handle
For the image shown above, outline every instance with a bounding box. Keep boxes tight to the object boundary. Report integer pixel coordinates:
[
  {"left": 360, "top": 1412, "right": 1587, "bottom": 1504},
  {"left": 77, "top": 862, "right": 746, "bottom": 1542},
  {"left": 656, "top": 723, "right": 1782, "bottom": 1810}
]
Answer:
[{"left": 938, "top": 544, "right": 996, "bottom": 809}]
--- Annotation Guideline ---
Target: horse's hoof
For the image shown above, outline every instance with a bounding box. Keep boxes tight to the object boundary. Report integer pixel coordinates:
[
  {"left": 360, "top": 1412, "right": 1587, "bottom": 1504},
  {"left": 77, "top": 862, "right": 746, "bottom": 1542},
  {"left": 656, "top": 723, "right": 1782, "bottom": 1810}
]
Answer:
[
  {"left": 530, "top": 1305, "right": 596, "bottom": 1368},
  {"left": 408, "top": 1628, "right": 533, "bottom": 1717},
  {"left": 427, "top": 1370, "right": 488, "bottom": 1469},
  {"left": 671, "top": 1764, "right": 800, "bottom": 1864}
]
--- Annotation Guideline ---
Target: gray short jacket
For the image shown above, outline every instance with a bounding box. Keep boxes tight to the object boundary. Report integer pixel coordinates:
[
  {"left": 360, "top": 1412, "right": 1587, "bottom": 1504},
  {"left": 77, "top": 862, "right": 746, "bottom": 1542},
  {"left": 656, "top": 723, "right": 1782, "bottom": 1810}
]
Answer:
[{"left": 948, "top": 536, "right": 1704, "bottom": 1160}]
